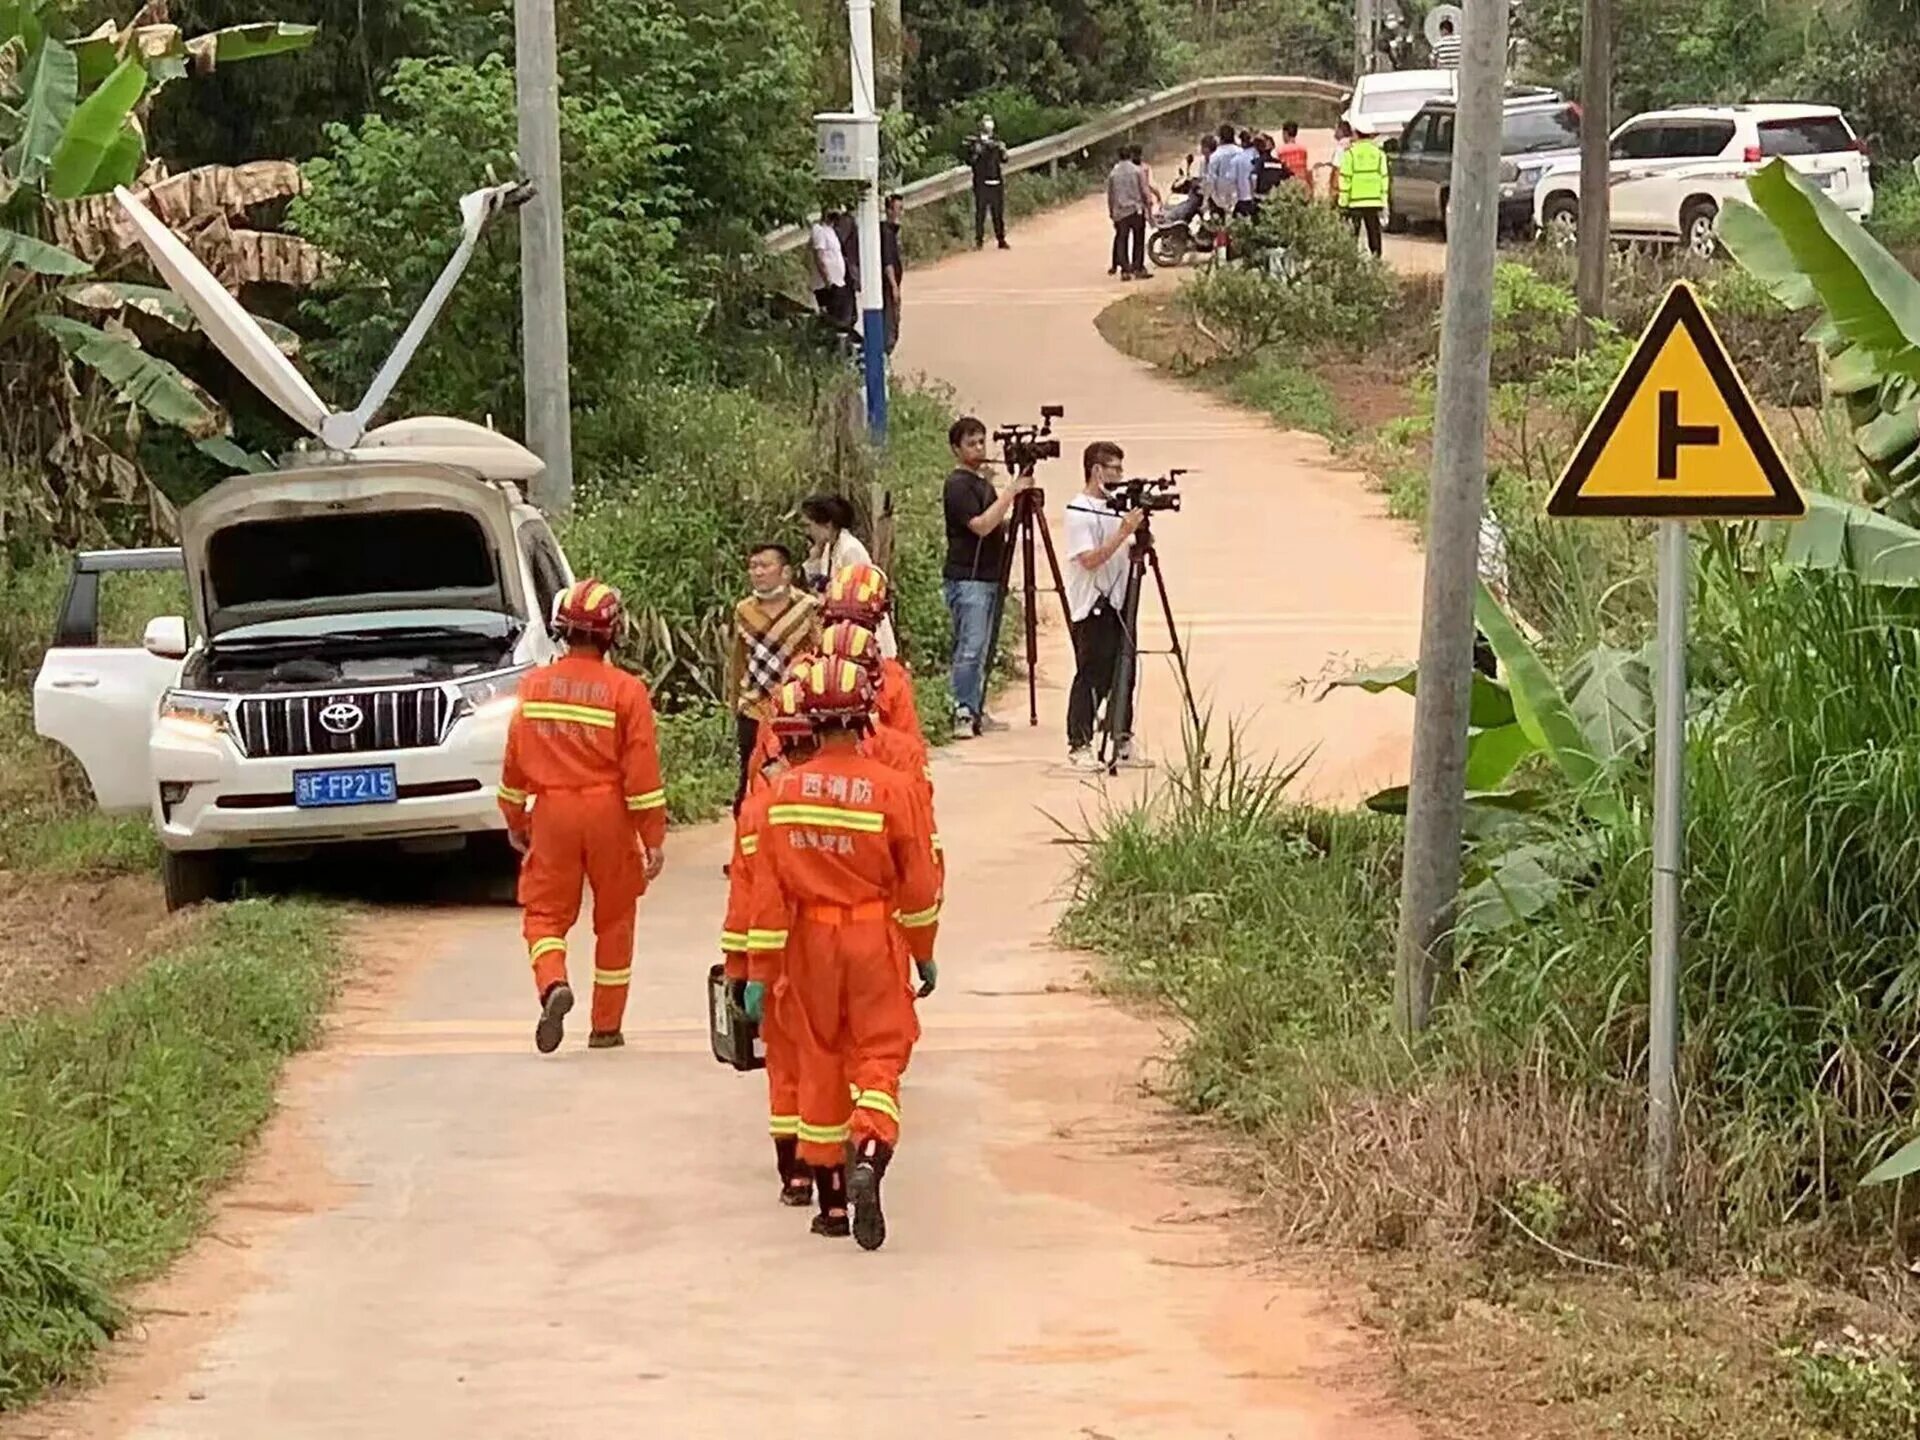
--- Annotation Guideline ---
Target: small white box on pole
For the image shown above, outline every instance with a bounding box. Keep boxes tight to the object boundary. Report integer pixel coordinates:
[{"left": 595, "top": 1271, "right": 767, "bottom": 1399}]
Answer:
[{"left": 814, "top": 113, "right": 879, "bottom": 183}]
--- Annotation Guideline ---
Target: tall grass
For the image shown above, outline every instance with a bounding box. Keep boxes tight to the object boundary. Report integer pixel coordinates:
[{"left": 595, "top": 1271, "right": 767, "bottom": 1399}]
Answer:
[{"left": 0, "top": 901, "right": 340, "bottom": 1407}]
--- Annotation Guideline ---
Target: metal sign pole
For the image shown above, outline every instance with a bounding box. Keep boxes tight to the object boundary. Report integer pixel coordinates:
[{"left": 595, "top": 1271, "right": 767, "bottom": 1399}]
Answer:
[{"left": 1647, "top": 517, "right": 1688, "bottom": 1197}]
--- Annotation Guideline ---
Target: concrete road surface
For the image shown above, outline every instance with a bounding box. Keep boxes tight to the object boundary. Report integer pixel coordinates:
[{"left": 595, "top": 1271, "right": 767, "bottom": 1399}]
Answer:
[{"left": 7, "top": 187, "right": 1426, "bottom": 1440}]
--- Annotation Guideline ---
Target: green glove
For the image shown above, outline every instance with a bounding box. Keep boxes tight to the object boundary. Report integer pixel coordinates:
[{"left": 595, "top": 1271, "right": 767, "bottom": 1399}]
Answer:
[
  {"left": 915, "top": 960, "right": 938, "bottom": 999},
  {"left": 742, "top": 981, "right": 766, "bottom": 1023}
]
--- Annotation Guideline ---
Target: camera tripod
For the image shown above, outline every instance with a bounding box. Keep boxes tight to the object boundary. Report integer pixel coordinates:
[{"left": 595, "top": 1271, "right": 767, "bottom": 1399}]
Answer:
[
  {"left": 983, "top": 479, "right": 1073, "bottom": 726},
  {"left": 1101, "top": 513, "right": 1204, "bottom": 771}
]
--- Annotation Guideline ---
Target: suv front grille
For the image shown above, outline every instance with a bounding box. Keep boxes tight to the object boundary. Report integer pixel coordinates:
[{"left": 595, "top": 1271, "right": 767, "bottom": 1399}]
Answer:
[{"left": 234, "top": 686, "right": 453, "bottom": 759}]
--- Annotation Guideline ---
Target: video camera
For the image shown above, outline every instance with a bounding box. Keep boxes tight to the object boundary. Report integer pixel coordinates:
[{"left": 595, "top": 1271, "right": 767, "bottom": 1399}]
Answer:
[
  {"left": 993, "top": 404, "right": 1065, "bottom": 475},
  {"left": 1104, "top": 470, "right": 1186, "bottom": 516}
]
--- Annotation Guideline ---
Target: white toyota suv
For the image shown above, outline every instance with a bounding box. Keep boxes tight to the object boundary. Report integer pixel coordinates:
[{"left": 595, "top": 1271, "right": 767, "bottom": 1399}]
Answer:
[
  {"left": 1531, "top": 103, "right": 1874, "bottom": 256},
  {"left": 32, "top": 180, "right": 576, "bottom": 909}
]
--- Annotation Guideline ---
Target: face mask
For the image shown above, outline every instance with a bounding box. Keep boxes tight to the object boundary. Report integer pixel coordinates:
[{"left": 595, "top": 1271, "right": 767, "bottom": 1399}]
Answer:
[{"left": 753, "top": 582, "right": 789, "bottom": 601}]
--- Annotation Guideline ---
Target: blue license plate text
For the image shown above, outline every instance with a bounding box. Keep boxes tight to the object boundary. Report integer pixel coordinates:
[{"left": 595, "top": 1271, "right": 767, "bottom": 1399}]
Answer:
[{"left": 294, "top": 765, "right": 399, "bottom": 808}]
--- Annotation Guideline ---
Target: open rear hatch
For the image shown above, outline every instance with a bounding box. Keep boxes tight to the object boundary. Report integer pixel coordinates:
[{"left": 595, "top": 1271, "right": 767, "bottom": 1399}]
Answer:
[{"left": 180, "top": 464, "right": 527, "bottom": 638}]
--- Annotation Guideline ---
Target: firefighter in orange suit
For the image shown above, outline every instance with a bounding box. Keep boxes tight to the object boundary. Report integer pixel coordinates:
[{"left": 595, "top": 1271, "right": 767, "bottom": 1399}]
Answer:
[
  {"left": 820, "top": 621, "right": 941, "bottom": 884},
  {"left": 719, "top": 680, "right": 817, "bottom": 1206},
  {"left": 823, "top": 563, "right": 921, "bottom": 741},
  {"left": 747, "top": 657, "right": 940, "bottom": 1250},
  {"left": 498, "top": 579, "right": 668, "bottom": 1054}
]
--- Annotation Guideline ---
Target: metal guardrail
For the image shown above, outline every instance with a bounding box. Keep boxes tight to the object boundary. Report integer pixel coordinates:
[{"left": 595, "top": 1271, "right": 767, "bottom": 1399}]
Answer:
[{"left": 764, "top": 74, "right": 1349, "bottom": 255}]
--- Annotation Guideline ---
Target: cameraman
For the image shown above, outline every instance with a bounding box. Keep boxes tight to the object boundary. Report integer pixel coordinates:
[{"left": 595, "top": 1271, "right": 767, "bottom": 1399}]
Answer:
[
  {"left": 944, "top": 415, "right": 1032, "bottom": 738},
  {"left": 1064, "top": 441, "right": 1144, "bottom": 770}
]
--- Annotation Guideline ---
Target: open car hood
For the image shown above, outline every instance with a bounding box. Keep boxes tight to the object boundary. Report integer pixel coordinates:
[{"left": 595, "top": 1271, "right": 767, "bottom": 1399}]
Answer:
[{"left": 179, "top": 461, "right": 529, "bottom": 638}]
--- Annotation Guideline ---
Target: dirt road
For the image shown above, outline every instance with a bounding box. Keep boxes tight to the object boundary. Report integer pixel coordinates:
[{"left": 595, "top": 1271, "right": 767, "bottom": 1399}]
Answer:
[{"left": 10, "top": 190, "right": 1426, "bottom": 1440}]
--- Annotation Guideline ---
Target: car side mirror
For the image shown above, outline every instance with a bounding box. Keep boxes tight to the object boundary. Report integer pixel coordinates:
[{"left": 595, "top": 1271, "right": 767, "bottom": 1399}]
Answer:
[{"left": 143, "top": 615, "right": 189, "bottom": 660}]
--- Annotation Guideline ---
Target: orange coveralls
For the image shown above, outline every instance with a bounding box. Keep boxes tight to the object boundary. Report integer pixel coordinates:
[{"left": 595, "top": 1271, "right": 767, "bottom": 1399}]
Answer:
[
  {"left": 749, "top": 748, "right": 941, "bottom": 1167},
  {"left": 498, "top": 653, "right": 667, "bottom": 1035},
  {"left": 720, "top": 784, "right": 805, "bottom": 1146},
  {"left": 875, "top": 658, "right": 920, "bottom": 740}
]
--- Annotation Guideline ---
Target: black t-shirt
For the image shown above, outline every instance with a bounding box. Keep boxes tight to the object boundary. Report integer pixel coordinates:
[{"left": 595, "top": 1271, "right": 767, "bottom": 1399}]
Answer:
[
  {"left": 881, "top": 220, "right": 902, "bottom": 281},
  {"left": 943, "top": 467, "right": 1006, "bottom": 581}
]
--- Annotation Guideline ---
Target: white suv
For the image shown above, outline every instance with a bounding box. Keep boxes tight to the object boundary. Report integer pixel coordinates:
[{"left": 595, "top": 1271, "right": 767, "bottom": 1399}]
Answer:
[
  {"left": 32, "top": 179, "right": 578, "bottom": 908},
  {"left": 36, "top": 461, "right": 574, "bottom": 908},
  {"left": 1532, "top": 104, "right": 1873, "bottom": 256}
]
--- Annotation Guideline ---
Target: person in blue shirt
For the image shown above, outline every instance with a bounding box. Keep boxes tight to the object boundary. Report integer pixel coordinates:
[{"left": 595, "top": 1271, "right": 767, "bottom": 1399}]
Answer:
[
  {"left": 1230, "top": 127, "right": 1260, "bottom": 216},
  {"left": 1203, "top": 122, "right": 1242, "bottom": 217}
]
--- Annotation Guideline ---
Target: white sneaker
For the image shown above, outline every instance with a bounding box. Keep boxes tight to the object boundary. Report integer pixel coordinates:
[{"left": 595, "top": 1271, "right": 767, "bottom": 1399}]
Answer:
[{"left": 1068, "top": 746, "right": 1106, "bottom": 773}]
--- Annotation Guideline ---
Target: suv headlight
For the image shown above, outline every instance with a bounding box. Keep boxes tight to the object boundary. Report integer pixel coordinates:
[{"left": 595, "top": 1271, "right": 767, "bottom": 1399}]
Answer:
[
  {"left": 454, "top": 665, "right": 531, "bottom": 721},
  {"left": 158, "top": 690, "right": 231, "bottom": 736}
]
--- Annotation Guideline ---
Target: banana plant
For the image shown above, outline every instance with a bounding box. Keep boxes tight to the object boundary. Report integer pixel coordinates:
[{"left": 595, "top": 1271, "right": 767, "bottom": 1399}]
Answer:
[
  {"left": 1718, "top": 160, "right": 1920, "bottom": 522},
  {"left": 0, "top": 0, "right": 315, "bottom": 540}
]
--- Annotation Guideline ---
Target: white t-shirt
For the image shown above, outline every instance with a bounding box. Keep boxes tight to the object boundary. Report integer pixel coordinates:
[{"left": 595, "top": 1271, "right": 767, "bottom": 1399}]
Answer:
[
  {"left": 1063, "top": 496, "right": 1130, "bottom": 622},
  {"left": 810, "top": 222, "right": 847, "bottom": 289},
  {"left": 806, "top": 528, "right": 897, "bottom": 657}
]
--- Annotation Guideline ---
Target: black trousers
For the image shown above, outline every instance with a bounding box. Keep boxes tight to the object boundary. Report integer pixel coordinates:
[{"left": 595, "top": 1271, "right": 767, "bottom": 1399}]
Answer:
[
  {"left": 1067, "top": 602, "right": 1126, "bottom": 750},
  {"left": 974, "top": 183, "right": 1006, "bottom": 245},
  {"left": 732, "top": 712, "right": 761, "bottom": 814},
  {"left": 1110, "top": 214, "right": 1146, "bottom": 274},
  {"left": 1349, "top": 207, "right": 1384, "bottom": 258}
]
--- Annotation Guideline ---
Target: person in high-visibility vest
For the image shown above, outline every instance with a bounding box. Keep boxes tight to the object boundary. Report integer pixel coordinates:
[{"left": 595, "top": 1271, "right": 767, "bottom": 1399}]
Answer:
[
  {"left": 1338, "top": 124, "right": 1390, "bottom": 259},
  {"left": 499, "top": 580, "right": 667, "bottom": 1053}
]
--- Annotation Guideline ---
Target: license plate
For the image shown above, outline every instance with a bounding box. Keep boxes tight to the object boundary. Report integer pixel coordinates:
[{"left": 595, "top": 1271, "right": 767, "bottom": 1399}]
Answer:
[{"left": 294, "top": 764, "right": 398, "bottom": 808}]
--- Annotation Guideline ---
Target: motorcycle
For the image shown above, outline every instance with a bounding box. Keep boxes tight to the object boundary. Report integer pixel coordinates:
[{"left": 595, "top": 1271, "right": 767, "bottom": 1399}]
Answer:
[{"left": 1146, "top": 159, "right": 1232, "bottom": 269}]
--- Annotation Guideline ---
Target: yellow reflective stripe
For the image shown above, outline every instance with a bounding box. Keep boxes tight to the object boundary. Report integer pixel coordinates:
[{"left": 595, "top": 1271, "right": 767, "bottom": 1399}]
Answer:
[
  {"left": 739, "top": 834, "right": 759, "bottom": 856},
  {"left": 583, "top": 582, "right": 612, "bottom": 610},
  {"left": 496, "top": 784, "right": 528, "bottom": 804},
  {"left": 896, "top": 901, "right": 941, "bottom": 929},
  {"left": 797, "top": 1121, "right": 851, "bottom": 1145},
  {"left": 720, "top": 929, "right": 748, "bottom": 952},
  {"left": 767, "top": 803, "right": 885, "bottom": 833},
  {"left": 746, "top": 928, "right": 788, "bottom": 951},
  {"left": 529, "top": 937, "right": 567, "bottom": 960},
  {"left": 520, "top": 701, "right": 617, "bottom": 729},
  {"left": 769, "top": 1115, "right": 800, "bottom": 1137},
  {"left": 625, "top": 789, "right": 666, "bottom": 811},
  {"left": 855, "top": 1089, "right": 901, "bottom": 1124}
]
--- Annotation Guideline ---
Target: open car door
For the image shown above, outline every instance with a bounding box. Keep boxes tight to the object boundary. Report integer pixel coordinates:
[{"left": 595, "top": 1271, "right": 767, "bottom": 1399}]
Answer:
[{"left": 33, "top": 548, "right": 188, "bottom": 813}]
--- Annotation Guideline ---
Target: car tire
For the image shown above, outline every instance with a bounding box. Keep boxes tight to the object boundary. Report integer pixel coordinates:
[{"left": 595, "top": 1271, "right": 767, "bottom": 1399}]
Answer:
[
  {"left": 1386, "top": 206, "right": 1408, "bottom": 235},
  {"left": 1437, "top": 188, "right": 1451, "bottom": 240},
  {"left": 475, "top": 832, "right": 523, "bottom": 906},
  {"left": 1146, "top": 227, "right": 1189, "bottom": 270},
  {"left": 1541, "top": 193, "right": 1579, "bottom": 249},
  {"left": 1682, "top": 199, "right": 1719, "bottom": 259},
  {"left": 163, "top": 850, "right": 234, "bottom": 911}
]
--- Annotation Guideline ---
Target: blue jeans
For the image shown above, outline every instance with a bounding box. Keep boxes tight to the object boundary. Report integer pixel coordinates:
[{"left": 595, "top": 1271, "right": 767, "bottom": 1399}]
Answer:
[{"left": 943, "top": 579, "right": 997, "bottom": 720}]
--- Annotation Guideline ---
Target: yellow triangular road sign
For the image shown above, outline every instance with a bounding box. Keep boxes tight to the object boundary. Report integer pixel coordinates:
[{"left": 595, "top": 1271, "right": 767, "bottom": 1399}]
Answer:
[{"left": 1546, "top": 282, "right": 1804, "bottom": 520}]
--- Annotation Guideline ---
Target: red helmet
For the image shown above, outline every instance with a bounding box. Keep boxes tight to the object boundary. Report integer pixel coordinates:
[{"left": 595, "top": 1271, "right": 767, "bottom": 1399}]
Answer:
[
  {"left": 823, "top": 563, "right": 890, "bottom": 627},
  {"left": 795, "top": 655, "right": 875, "bottom": 724},
  {"left": 767, "top": 678, "right": 814, "bottom": 744},
  {"left": 819, "top": 621, "right": 882, "bottom": 674},
  {"left": 554, "top": 579, "right": 625, "bottom": 644}
]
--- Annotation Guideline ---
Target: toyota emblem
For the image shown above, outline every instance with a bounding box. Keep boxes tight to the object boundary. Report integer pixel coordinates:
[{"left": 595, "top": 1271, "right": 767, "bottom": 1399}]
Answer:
[{"left": 318, "top": 701, "right": 364, "bottom": 736}]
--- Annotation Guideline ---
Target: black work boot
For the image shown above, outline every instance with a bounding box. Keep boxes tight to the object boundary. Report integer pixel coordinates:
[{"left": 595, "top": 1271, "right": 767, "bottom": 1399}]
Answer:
[
  {"left": 848, "top": 1137, "right": 894, "bottom": 1252},
  {"left": 775, "top": 1137, "right": 813, "bottom": 1207},
  {"left": 809, "top": 1164, "right": 850, "bottom": 1237},
  {"left": 534, "top": 982, "right": 573, "bottom": 1055}
]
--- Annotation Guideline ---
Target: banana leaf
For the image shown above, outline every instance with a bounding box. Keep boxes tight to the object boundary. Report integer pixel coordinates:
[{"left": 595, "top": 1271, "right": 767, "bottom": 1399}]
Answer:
[
  {"left": 61, "top": 279, "right": 190, "bottom": 326},
  {"left": 46, "top": 55, "right": 143, "bottom": 199},
  {"left": 1475, "top": 581, "right": 1626, "bottom": 827},
  {"left": 90, "top": 117, "right": 140, "bottom": 190},
  {"left": 1362, "top": 784, "right": 1549, "bottom": 816},
  {"left": 0, "top": 223, "right": 87, "bottom": 274},
  {"left": 1325, "top": 660, "right": 1518, "bottom": 730},
  {"left": 1745, "top": 160, "right": 1920, "bottom": 381},
  {"left": 37, "top": 312, "right": 223, "bottom": 438},
  {"left": 183, "top": 22, "right": 316, "bottom": 68},
  {"left": 1717, "top": 198, "right": 1819, "bottom": 313},
  {"left": 5, "top": 34, "right": 74, "bottom": 188},
  {"left": 1864, "top": 1135, "right": 1920, "bottom": 1186},
  {"left": 1562, "top": 642, "right": 1653, "bottom": 769},
  {"left": 1457, "top": 842, "right": 1566, "bottom": 935},
  {"left": 1782, "top": 491, "right": 1920, "bottom": 586}
]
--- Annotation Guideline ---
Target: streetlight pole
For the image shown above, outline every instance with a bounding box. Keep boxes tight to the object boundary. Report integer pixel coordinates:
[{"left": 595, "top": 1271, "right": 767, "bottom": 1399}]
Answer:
[
  {"left": 514, "top": 0, "right": 574, "bottom": 512},
  {"left": 848, "top": 0, "right": 887, "bottom": 439},
  {"left": 1576, "top": 0, "right": 1612, "bottom": 331}
]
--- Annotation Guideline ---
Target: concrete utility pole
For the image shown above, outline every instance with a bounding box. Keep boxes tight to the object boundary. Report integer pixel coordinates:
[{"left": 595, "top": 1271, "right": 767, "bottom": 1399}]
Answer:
[
  {"left": 1355, "top": 0, "right": 1376, "bottom": 74},
  {"left": 1392, "top": 0, "right": 1509, "bottom": 1037},
  {"left": 848, "top": 0, "right": 888, "bottom": 438},
  {"left": 515, "top": 0, "right": 575, "bottom": 513},
  {"left": 1575, "top": 0, "right": 1612, "bottom": 330}
]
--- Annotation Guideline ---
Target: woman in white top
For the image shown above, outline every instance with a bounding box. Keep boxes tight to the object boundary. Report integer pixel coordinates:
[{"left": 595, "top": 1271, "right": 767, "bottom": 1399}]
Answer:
[{"left": 801, "top": 494, "right": 898, "bottom": 657}]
